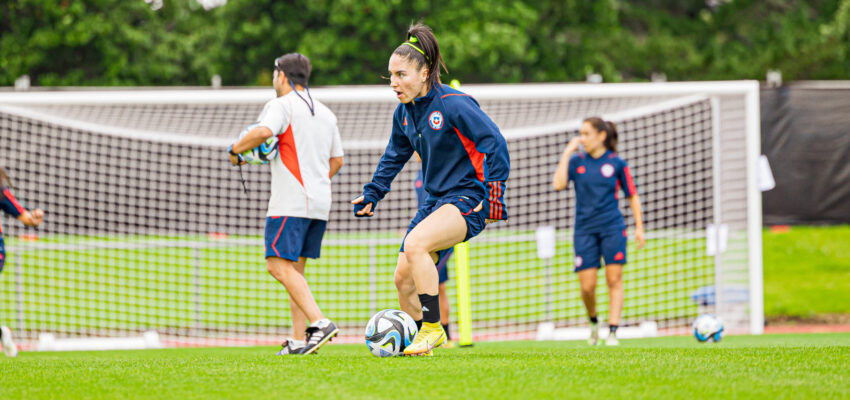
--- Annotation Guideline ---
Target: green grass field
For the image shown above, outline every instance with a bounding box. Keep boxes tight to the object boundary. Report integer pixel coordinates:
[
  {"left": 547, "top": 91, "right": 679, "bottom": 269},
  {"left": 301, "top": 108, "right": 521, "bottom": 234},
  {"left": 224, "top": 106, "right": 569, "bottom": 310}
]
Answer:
[
  {"left": 2, "top": 226, "right": 848, "bottom": 399},
  {"left": 1, "top": 333, "right": 848, "bottom": 399},
  {"left": 763, "top": 225, "right": 850, "bottom": 318}
]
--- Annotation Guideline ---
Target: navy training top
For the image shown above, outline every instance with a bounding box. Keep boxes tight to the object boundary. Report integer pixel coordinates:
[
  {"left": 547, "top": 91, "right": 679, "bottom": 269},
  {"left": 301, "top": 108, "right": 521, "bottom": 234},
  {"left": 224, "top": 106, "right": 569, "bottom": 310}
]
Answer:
[
  {"left": 362, "top": 83, "right": 510, "bottom": 220},
  {"left": 568, "top": 150, "right": 638, "bottom": 234}
]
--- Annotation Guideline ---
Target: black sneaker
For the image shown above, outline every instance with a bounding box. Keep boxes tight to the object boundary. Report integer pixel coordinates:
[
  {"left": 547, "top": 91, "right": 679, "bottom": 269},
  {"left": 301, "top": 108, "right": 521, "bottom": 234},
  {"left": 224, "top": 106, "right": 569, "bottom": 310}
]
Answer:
[
  {"left": 300, "top": 319, "right": 339, "bottom": 355},
  {"left": 275, "top": 338, "right": 305, "bottom": 355}
]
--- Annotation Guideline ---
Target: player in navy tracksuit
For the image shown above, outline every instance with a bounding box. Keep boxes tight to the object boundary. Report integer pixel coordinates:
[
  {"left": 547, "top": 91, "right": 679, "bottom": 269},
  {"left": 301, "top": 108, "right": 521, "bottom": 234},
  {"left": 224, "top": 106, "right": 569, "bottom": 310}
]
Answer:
[
  {"left": 0, "top": 168, "right": 44, "bottom": 357},
  {"left": 553, "top": 117, "right": 645, "bottom": 346},
  {"left": 353, "top": 24, "right": 509, "bottom": 355}
]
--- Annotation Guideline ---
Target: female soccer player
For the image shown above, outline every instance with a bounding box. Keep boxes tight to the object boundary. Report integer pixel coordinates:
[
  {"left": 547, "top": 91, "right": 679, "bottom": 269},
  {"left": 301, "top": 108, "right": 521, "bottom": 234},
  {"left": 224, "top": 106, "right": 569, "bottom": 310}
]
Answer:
[
  {"left": 552, "top": 118, "right": 645, "bottom": 346},
  {"left": 0, "top": 168, "right": 44, "bottom": 357},
  {"left": 352, "top": 23, "right": 510, "bottom": 356}
]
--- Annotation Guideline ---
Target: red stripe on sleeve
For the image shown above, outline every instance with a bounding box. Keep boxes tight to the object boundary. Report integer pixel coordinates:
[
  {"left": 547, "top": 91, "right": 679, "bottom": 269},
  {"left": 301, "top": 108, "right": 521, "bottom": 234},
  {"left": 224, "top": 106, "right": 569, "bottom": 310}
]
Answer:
[
  {"left": 453, "top": 127, "right": 485, "bottom": 182},
  {"left": 491, "top": 183, "right": 497, "bottom": 220},
  {"left": 3, "top": 189, "right": 26, "bottom": 215},
  {"left": 624, "top": 166, "right": 637, "bottom": 196},
  {"left": 495, "top": 182, "right": 501, "bottom": 220},
  {"left": 494, "top": 182, "right": 499, "bottom": 220},
  {"left": 489, "top": 182, "right": 495, "bottom": 219},
  {"left": 498, "top": 183, "right": 503, "bottom": 219}
]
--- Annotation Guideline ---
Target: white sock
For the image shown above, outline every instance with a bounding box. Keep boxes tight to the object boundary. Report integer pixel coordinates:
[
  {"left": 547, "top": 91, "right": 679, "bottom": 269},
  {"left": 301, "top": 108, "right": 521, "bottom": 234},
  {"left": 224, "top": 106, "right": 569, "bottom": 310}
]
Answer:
[
  {"left": 310, "top": 318, "right": 331, "bottom": 328},
  {"left": 289, "top": 339, "right": 305, "bottom": 348}
]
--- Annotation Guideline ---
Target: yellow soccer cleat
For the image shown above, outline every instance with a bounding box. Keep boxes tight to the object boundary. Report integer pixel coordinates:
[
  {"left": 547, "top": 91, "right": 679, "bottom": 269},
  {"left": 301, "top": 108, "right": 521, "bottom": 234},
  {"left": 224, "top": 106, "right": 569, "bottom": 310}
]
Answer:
[
  {"left": 438, "top": 340, "right": 455, "bottom": 349},
  {"left": 404, "top": 322, "right": 446, "bottom": 356}
]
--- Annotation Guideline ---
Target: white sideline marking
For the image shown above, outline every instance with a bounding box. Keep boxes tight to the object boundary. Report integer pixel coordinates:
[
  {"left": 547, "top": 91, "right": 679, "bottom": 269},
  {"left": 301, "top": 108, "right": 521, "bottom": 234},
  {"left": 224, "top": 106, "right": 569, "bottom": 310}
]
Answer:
[
  {"left": 37, "top": 331, "right": 162, "bottom": 351},
  {"left": 536, "top": 321, "right": 658, "bottom": 341}
]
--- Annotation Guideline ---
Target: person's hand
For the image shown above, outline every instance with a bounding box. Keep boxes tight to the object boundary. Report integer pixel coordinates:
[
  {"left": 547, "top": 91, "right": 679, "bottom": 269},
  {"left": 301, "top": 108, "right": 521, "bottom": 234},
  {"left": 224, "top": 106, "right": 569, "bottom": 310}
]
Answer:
[
  {"left": 635, "top": 227, "right": 646, "bottom": 250},
  {"left": 476, "top": 201, "right": 503, "bottom": 224},
  {"left": 228, "top": 144, "right": 246, "bottom": 165},
  {"left": 352, "top": 196, "right": 374, "bottom": 217},
  {"left": 229, "top": 153, "right": 246, "bottom": 166},
  {"left": 30, "top": 208, "right": 44, "bottom": 226},
  {"left": 566, "top": 137, "right": 582, "bottom": 153}
]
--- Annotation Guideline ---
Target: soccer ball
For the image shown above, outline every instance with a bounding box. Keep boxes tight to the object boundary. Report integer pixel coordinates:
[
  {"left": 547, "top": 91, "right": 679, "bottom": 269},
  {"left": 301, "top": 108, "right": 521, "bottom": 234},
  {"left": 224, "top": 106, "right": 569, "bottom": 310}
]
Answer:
[
  {"left": 693, "top": 314, "right": 724, "bottom": 342},
  {"left": 365, "top": 309, "right": 418, "bottom": 357},
  {"left": 236, "top": 123, "right": 278, "bottom": 165}
]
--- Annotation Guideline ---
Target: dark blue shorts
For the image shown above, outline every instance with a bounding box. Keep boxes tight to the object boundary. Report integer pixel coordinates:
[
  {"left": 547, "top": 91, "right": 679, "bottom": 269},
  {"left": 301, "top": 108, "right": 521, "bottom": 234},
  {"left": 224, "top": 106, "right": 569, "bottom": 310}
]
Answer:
[
  {"left": 573, "top": 228, "right": 628, "bottom": 272},
  {"left": 0, "top": 235, "right": 5, "bottom": 274},
  {"left": 264, "top": 216, "right": 327, "bottom": 261},
  {"left": 436, "top": 248, "right": 453, "bottom": 284},
  {"left": 400, "top": 195, "right": 486, "bottom": 253}
]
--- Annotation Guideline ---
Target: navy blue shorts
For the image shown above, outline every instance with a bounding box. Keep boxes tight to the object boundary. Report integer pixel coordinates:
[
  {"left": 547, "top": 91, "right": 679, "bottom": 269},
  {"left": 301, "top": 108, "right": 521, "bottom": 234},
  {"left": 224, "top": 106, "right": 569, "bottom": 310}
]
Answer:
[
  {"left": 0, "top": 235, "right": 5, "bottom": 274},
  {"left": 436, "top": 248, "right": 453, "bottom": 284},
  {"left": 400, "top": 195, "right": 486, "bottom": 253},
  {"left": 573, "top": 228, "right": 628, "bottom": 272},
  {"left": 264, "top": 216, "right": 327, "bottom": 261}
]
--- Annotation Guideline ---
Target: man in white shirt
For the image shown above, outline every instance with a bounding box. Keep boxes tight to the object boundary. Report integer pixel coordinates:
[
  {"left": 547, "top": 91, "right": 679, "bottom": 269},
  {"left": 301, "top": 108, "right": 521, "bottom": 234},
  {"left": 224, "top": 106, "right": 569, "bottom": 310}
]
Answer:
[{"left": 229, "top": 53, "right": 344, "bottom": 355}]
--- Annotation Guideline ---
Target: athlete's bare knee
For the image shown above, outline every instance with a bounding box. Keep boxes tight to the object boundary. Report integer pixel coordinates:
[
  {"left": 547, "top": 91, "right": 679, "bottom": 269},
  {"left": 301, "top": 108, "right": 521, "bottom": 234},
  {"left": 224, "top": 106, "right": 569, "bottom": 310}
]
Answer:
[
  {"left": 402, "top": 236, "right": 429, "bottom": 260},
  {"left": 266, "top": 261, "right": 279, "bottom": 277},
  {"left": 394, "top": 259, "right": 413, "bottom": 291},
  {"left": 394, "top": 269, "right": 407, "bottom": 290},
  {"left": 605, "top": 272, "right": 622, "bottom": 289},
  {"left": 267, "top": 259, "right": 293, "bottom": 280},
  {"left": 396, "top": 273, "right": 416, "bottom": 295}
]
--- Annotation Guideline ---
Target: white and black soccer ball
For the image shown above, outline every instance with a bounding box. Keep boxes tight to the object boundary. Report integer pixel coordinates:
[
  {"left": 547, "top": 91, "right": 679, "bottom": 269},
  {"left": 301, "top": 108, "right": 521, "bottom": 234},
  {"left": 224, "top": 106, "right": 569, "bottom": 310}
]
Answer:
[
  {"left": 236, "top": 123, "right": 278, "bottom": 165},
  {"left": 693, "top": 314, "right": 724, "bottom": 342},
  {"left": 365, "top": 309, "right": 418, "bottom": 357}
]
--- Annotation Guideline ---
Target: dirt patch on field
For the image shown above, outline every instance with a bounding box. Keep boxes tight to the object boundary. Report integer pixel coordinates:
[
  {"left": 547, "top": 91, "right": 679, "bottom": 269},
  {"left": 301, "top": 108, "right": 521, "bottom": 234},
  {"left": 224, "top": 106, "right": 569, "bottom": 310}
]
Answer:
[
  {"left": 767, "top": 314, "right": 850, "bottom": 325},
  {"left": 765, "top": 314, "right": 850, "bottom": 334}
]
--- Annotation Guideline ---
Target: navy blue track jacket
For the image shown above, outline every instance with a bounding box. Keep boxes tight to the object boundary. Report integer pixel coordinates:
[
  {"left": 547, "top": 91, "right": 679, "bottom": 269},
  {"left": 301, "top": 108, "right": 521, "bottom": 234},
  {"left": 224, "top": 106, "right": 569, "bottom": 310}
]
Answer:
[{"left": 361, "top": 83, "right": 510, "bottom": 220}]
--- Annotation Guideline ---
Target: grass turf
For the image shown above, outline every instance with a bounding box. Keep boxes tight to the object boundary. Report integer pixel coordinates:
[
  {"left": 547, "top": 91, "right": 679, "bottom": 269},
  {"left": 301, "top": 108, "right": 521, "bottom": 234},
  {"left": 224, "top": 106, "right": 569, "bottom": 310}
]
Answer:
[
  {"left": 1, "top": 333, "right": 847, "bottom": 399},
  {"left": 763, "top": 225, "right": 850, "bottom": 318}
]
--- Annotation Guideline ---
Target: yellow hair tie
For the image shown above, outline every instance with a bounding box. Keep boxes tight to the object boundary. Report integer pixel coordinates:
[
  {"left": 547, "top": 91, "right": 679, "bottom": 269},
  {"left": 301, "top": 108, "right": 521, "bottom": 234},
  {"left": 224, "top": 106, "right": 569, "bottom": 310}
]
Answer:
[
  {"left": 403, "top": 36, "right": 429, "bottom": 61},
  {"left": 403, "top": 42, "right": 425, "bottom": 56}
]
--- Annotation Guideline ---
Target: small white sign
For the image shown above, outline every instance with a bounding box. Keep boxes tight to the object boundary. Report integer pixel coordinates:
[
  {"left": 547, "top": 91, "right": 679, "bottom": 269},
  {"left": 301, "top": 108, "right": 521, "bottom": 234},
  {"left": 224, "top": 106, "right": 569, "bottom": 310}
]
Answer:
[
  {"left": 706, "top": 225, "right": 717, "bottom": 255},
  {"left": 706, "top": 224, "right": 729, "bottom": 256},
  {"left": 758, "top": 155, "right": 776, "bottom": 192},
  {"left": 535, "top": 226, "right": 557, "bottom": 260}
]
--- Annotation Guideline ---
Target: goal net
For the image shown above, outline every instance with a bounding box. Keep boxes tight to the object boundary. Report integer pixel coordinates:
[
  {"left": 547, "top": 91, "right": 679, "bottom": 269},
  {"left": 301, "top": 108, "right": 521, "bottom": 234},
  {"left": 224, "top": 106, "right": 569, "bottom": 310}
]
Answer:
[{"left": 0, "top": 82, "right": 762, "bottom": 349}]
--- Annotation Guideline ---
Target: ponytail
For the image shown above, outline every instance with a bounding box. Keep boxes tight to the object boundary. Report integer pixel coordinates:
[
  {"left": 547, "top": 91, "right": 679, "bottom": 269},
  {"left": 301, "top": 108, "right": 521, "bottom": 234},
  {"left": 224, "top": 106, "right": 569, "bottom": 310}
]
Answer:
[
  {"left": 583, "top": 117, "right": 618, "bottom": 153},
  {"left": 392, "top": 23, "right": 448, "bottom": 89},
  {"left": 604, "top": 121, "right": 618, "bottom": 153},
  {"left": 0, "top": 167, "right": 11, "bottom": 188}
]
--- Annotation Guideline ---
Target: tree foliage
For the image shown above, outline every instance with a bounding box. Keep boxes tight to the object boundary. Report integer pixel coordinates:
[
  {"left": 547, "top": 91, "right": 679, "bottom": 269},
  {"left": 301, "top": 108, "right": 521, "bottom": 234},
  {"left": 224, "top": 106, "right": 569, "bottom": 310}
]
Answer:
[{"left": 1, "top": 0, "right": 848, "bottom": 86}]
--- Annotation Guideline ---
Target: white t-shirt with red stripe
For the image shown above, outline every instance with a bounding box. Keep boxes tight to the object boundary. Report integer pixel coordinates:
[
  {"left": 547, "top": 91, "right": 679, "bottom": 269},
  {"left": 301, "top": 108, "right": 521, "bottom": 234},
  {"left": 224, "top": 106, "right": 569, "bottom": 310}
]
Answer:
[{"left": 256, "top": 90, "right": 344, "bottom": 220}]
